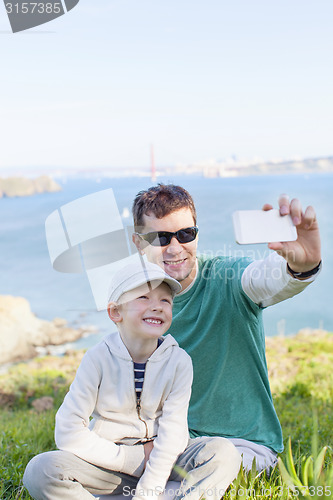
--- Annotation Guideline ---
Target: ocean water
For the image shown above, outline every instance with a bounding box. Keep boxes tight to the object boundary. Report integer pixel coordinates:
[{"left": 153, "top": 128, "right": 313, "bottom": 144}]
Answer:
[{"left": 0, "top": 172, "right": 331, "bottom": 350}]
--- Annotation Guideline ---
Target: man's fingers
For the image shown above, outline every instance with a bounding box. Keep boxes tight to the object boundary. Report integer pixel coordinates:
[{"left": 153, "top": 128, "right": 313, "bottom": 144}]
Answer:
[
  {"left": 290, "top": 198, "right": 302, "bottom": 226},
  {"left": 264, "top": 196, "right": 316, "bottom": 231},
  {"left": 278, "top": 194, "right": 290, "bottom": 216},
  {"left": 268, "top": 242, "right": 287, "bottom": 253},
  {"left": 302, "top": 205, "right": 316, "bottom": 229}
]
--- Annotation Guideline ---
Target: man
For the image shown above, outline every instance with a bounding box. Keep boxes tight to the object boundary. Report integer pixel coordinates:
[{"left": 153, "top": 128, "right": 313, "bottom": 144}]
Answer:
[{"left": 132, "top": 184, "right": 321, "bottom": 474}]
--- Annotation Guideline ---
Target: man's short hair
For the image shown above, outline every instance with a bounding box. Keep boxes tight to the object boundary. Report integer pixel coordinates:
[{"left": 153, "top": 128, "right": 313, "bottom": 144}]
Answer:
[{"left": 132, "top": 184, "right": 197, "bottom": 230}]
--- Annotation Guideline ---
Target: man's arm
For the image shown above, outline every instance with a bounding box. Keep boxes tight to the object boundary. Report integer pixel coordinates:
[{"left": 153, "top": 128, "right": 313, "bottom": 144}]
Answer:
[
  {"left": 241, "top": 195, "right": 321, "bottom": 308},
  {"left": 241, "top": 252, "right": 321, "bottom": 307}
]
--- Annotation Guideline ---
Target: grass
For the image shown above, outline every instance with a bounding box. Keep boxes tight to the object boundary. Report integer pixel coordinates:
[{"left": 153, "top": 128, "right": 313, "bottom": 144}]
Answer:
[{"left": 0, "top": 330, "right": 332, "bottom": 499}]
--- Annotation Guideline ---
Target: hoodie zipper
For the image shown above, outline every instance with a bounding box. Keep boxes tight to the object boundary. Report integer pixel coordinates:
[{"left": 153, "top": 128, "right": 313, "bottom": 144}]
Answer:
[
  {"left": 136, "top": 398, "right": 149, "bottom": 440},
  {"left": 134, "top": 360, "right": 149, "bottom": 441}
]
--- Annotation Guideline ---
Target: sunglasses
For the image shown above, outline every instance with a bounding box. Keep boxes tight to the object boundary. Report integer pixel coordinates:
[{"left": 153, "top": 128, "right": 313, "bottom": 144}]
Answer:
[{"left": 136, "top": 226, "right": 198, "bottom": 247}]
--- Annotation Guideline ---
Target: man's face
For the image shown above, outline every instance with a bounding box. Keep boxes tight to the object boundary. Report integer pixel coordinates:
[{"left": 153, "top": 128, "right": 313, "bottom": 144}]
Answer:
[{"left": 133, "top": 208, "right": 198, "bottom": 291}]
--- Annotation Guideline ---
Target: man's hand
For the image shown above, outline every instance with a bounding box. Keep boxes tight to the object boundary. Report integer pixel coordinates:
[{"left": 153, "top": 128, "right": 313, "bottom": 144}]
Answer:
[
  {"left": 143, "top": 440, "right": 154, "bottom": 469},
  {"left": 262, "top": 194, "right": 321, "bottom": 273}
]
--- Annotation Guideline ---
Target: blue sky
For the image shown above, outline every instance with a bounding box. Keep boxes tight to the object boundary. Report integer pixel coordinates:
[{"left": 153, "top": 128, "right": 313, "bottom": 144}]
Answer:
[{"left": 0, "top": 0, "right": 332, "bottom": 170}]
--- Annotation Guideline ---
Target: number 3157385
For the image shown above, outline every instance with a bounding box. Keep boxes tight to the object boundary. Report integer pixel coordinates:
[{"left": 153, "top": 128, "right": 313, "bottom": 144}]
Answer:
[{"left": 5, "top": 3, "right": 62, "bottom": 14}]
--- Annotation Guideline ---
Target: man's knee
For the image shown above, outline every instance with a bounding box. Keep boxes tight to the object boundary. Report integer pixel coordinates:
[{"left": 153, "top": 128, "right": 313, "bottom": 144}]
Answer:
[{"left": 197, "top": 437, "right": 242, "bottom": 474}]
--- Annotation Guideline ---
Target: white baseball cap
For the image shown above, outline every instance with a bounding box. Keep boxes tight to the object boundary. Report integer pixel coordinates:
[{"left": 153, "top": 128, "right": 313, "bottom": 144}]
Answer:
[{"left": 107, "top": 261, "right": 182, "bottom": 303}]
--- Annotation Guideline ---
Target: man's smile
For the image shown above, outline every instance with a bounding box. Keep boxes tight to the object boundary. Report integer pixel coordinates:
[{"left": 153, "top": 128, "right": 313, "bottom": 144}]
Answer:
[{"left": 164, "top": 258, "right": 186, "bottom": 266}]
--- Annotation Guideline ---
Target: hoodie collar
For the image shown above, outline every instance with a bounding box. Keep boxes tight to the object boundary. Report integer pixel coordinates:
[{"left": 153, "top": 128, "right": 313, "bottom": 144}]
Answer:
[{"left": 104, "top": 330, "right": 178, "bottom": 362}]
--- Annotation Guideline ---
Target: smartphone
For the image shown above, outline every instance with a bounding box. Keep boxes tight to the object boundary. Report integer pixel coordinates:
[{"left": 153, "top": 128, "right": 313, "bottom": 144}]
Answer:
[{"left": 232, "top": 209, "right": 297, "bottom": 245}]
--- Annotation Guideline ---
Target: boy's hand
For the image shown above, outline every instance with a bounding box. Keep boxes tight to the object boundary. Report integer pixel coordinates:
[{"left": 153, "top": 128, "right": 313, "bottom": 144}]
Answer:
[{"left": 143, "top": 440, "right": 154, "bottom": 468}]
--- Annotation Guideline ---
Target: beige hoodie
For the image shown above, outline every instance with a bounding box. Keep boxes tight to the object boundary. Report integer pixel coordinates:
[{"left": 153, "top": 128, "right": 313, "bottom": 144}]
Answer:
[{"left": 55, "top": 331, "right": 193, "bottom": 499}]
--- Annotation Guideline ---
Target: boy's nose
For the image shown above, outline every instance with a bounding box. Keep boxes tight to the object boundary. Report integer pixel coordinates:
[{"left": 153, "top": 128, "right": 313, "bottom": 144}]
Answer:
[{"left": 151, "top": 300, "right": 163, "bottom": 311}]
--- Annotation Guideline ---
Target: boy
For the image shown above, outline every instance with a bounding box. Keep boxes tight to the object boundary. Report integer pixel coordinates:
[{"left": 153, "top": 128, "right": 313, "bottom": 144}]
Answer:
[{"left": 23, "top": 261, "right": 241, "bottom": 500}]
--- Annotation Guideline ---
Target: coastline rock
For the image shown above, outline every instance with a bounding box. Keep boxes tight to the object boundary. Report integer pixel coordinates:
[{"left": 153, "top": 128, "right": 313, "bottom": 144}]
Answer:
[
  {"left": 0, "top": 295, "right": 90, "bottom": 365},
  {"left": 0, "top": 175, "right": 61, "bottom": 198}
]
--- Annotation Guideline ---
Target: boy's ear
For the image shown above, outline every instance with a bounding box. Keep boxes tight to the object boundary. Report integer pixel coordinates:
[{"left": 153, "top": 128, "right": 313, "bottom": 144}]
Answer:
[{"left": 107, "top": 302, "right": 122, "bottom": 323}]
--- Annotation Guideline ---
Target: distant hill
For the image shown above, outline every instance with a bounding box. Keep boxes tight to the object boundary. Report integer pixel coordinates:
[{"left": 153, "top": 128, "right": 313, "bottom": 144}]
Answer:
[
  {"left": 0, "top": 175, "right": 61, "bottom": 198},
  {"left": 241, "top": 156, "right": 333, "bottom": 176},
  {"left": 174, "top": 155, "right": 333, "bottom": 178}
]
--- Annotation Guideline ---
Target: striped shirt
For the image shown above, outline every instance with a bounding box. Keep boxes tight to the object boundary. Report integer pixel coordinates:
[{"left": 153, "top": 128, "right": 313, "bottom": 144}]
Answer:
[
  {"left": 133, "top": 339, "right": 163, "bottom": 401},
  {"left": 134, "top": 362, "right": 146, "bottom": 401}
]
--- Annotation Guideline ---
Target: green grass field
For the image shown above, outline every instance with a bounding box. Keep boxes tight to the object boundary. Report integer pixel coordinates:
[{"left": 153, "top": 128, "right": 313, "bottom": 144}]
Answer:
[{"left": 1, "top": 331, "right": 332, "bottom": 499}]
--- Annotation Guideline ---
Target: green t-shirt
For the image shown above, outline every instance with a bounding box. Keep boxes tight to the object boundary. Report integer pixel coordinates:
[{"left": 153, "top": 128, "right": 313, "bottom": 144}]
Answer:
[{"left": 167, "top": 255, "right": 283, "bottom": 453}]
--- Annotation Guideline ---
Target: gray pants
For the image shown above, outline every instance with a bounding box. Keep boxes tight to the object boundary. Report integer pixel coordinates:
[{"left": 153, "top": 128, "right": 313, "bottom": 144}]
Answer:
[{"left": 23, "top": 436, "right": 242, "bottom": 500}]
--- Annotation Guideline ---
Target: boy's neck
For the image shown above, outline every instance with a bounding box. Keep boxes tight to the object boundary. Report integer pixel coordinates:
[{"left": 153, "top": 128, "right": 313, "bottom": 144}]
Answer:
[{"left": 120, "top": 333, "right": 159, "bottom": 363}]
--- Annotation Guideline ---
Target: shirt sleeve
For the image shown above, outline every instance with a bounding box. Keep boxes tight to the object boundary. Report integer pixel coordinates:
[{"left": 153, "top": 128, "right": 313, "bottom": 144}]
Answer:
[
  {"left": 55, "top": 351, "right": 145, "bottom": 475},
  {"left": 241, "top": 252, "right": 321, "bottom": 308},
  {"left": 133, "top": 351, "right": 193, "bottom": 500}
]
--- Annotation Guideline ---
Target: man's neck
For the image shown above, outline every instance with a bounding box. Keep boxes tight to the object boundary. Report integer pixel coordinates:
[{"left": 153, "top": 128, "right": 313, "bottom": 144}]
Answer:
[{"left": 178, "top": 259, "right": 199, "bottom": 295}]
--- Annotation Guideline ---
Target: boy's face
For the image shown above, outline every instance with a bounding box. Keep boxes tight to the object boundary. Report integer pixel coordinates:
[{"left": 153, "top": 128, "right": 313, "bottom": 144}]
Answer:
[
  {"left": 116, "top": 281, "right": 173, "bottom": 340},
  {"left": 133, "top": 207, "right": 198, "bottom": 291}
]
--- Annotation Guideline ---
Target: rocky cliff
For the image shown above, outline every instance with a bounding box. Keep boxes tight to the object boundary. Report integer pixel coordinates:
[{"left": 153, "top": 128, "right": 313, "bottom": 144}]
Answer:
[
  {"left": 0, "top": 175, "right": 61, "bottom": 198},
  {"left": 0, "top": 295, "right": 91, "bottom": 365}
]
